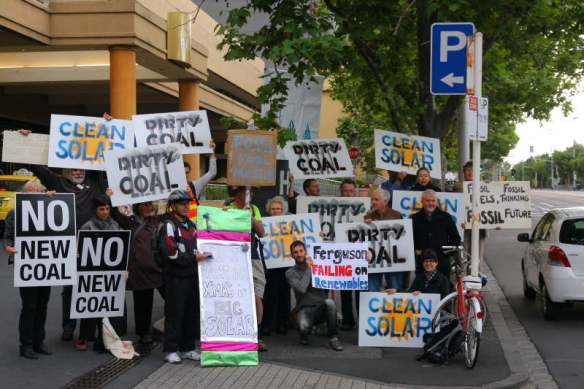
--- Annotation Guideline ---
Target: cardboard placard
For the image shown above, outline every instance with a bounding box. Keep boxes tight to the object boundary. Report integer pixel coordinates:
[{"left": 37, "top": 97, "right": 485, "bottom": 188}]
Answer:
[
  {"left": 335, "top": 219, "right": 416, "bottom": 274},
  {"left": 374, "top": 129, "right": 442, "bottom": 179},
  {"left": 226, "top": 130, "right": 277, "bottom": 187},
  {"left": 359, "top": 292, "right": 440, "bottom": 347},
  {"left": 48, "top": 114, "right": 134, "bottom": 171},
  {"left": 283, "top": 138, "right": 354, "bottom": 179},
  {"left": 2, "top": 130, "right": 49, "bottom": 165},
  {"left": 392, "top": 190, "right": 465, "bottom": 240},
  {"left": 260, "top": 213, "right": 322, "bottom": 269},
  {"left": 198, "top": 239, "right": 258, "bottom": 344},
  {"left": 70, "top": 230, "right": 130, "bottom": 319},
  {"left": 104, "top": 143, "right": 187, "bottom": 206},
  {"left": 296, "top": 196, "right": 371, "bottom": 241},
  {"left": 463, "top": 181, "right": 532, "bottom": 229},
  {"left": 14, "top": 193, "right": 77, "bottom": 287},
  {"left": 133, "top": 110, "right": 213, "bottom": 154},
  {"left": 311, "top": 242, "right": 369, "bottom": 290}
]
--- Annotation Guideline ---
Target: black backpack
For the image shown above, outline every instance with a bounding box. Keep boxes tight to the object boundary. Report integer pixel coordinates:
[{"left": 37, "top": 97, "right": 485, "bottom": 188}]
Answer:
[
  {"left": 152, "top": 214, "right": 181, "bottom": 267},
  {"left": 418, "top": 312, "right": 465, "bottom": 364}
]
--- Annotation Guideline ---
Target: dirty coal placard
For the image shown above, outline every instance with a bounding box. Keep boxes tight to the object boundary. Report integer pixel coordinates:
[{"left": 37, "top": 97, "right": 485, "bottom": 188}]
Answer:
[
  {"left": 335, "top": 219, "right": 416, "bottom": 274},
  {"left": 71, "top": 230, "right": 130, "bottom": 319},
  {"left": 284, "top": 139, "right": 354, "bottom": 179},
  {"left": 105, "top": 143, "right": 187, "bottom": 206},
  {"left": 14, "top": 193, "right": 77, "bottom": 287},
  {"left": 463, "top": 181, "right": 532, "bottom": 229},
  {"left": 296, "top": 196, "right": 371, "bottom": 241},
  {"left": 133, "top": 110, "right": 213, "bottom": 155}
]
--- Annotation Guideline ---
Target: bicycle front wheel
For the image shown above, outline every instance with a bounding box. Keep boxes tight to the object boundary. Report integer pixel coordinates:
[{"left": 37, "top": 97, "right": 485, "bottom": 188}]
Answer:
[{"left": 464, "top": 300, "right": 481, "bottom": 369}]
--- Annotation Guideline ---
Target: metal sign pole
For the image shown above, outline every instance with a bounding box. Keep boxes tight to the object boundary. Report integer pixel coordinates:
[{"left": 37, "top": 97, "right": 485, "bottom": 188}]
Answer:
[{"left": 470, "top": 32, "right": 483, "bottom": 277}]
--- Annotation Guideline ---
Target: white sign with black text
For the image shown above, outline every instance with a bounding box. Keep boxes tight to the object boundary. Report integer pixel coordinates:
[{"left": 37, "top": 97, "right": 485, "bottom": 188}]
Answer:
[
  {"left": 104, "top": 143, "right": 187, "bottom": 206},
  {"left": 70, "top": 230, "right": 130, "bottom": 319},
  {"left": 133, "top": 110, "right": 213, "bottom": 154},
  {"left": 14, "top": 193, "right": 77, "bottom": 287},
  {"left": 283, "top": 139, "right": 354, "bottom": 179},
  {"left": 335, "top": 219, "right": 416, "bottom": 274}
]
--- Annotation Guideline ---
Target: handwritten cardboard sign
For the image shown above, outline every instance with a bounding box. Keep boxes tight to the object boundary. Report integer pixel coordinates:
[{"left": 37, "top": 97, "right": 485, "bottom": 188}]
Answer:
[
  {"left": 311, "top": 242, "right": 369, "bottom": 290},
  {"left": 359, "top": 292, "right": 440, "bottom": 347},
  {"left": 463, "top": 181, "right": 532, "bottom": 229},
  {"left": 260, "top": 213, "right": 321, "bottom": 269},
  {"left": 198, "top": 239, "right": 258, "bottom": 344},
  {"left": 296, "top": 196, "right": 371, "bottom": 241},
  {"left": 335, "top": 219, "right": 416, "bottom": 274},
  {"left": 2, "top": 130, "right": 49, "bottom": 165},
  {"left": 284, "top": 139, "right": 354, "bottom": 179},
  {"left": 104, "top": 143, "right": 187, "bottom": 206},
  {"left": 49, "top": 114, "right": 134, "bottom": 171},
  {"left": 70, "top": 230, "right": 130, "bottom": 319},
  {"left": 392, "top": 190, "right": 465, "bottom": 240},
  {"left": 133, "top": 110, "right": 213, "bottom": 154},
  {"left": 14, "top": 193, "right": 77, "bottom": 287},
  {"left": 374, "top": 129, "right": 442, "bottom": 179},
  {"left": 226, "top": 130, "right": 277, "bottom": 187}
]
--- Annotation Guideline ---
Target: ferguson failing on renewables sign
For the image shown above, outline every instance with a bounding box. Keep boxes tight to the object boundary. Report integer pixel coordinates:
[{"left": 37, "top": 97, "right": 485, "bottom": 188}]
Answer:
[{"left": 14, "top": 193, "right": 77, "bottom": 287}]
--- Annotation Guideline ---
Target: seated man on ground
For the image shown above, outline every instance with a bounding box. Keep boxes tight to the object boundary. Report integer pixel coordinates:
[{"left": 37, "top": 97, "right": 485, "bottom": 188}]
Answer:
[{"left": 285, "top": 240, "right": 343, "bottom": 351}]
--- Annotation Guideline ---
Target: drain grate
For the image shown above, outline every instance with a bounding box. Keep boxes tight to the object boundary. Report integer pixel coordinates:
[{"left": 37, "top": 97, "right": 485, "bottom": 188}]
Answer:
[{"left": 60, "top": 342, "right": 160, "bottom": 389}]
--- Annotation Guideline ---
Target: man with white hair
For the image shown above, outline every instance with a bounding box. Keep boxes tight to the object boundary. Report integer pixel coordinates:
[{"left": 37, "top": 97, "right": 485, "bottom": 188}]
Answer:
[
  {"left": 411, "top": 189, "right": 461, "bottom": 278},
  {"left": 363, "top": 188, "right": 404, "bottom": 292}
]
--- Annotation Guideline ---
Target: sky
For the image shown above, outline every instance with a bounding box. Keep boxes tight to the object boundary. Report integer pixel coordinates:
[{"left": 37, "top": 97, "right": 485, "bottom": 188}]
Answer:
[{"left": 505, "top": 88, "right": 584, "bottom": 165}]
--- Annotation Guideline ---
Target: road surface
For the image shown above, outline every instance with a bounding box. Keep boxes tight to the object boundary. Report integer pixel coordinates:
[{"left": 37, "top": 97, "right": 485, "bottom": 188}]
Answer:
[{"left": 486, "top": 190, "right": 584, "bottom": 389}]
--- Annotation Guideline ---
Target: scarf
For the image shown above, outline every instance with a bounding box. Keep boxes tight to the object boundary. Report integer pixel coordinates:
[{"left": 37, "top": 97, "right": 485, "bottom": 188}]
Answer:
[
  {"left": 89, "top": 215, "right": 118, "bottom": 231},
  {"left": 423, "top": 270, "right": 438, "bottom": 289}
]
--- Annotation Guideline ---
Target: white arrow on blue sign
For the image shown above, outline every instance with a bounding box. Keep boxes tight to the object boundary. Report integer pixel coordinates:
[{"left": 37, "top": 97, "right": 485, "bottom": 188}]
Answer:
[{"left": 430, "top": 22, "right": 476, "bottom": 95}]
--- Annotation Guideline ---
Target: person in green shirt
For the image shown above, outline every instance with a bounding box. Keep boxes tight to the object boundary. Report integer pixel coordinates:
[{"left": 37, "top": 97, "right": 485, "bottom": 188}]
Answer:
[{"left": 225, "top": 186, "right": 267, "bottom": 351}]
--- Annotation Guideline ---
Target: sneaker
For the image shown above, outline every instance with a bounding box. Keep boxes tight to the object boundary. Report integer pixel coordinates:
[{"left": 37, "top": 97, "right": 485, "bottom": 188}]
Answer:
[
  {"left": 258, "top": 339, "right": 268, "bottom": 352},
  {"left": 165, "top": 352, "right": 182, "bottom": 364},
  {"left": 74, "top": 340, "right": 87, "bottom": 351},
  {"left": 328, "top": 337, "right": 343, "bottom": 351},
  {"left": 180, "top": 350, "right": 200, "bottom": 361}
]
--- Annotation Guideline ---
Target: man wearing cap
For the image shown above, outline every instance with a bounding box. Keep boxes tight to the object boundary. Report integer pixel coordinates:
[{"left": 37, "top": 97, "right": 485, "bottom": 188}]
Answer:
[{"left": 161, "top": 189, "right": 211, "bottom": 364}]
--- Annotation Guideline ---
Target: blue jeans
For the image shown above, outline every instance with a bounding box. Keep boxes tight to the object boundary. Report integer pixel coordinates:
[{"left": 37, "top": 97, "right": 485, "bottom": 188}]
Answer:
[{"left": 368, "top": 272, "right": 406, "bottom": 292}]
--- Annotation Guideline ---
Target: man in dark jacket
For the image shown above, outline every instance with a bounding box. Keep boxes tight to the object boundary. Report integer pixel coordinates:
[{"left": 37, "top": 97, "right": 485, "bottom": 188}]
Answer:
[
  {"left": 161, "top": 189, "right": 211, "bottom": 364},
  {"left": 412, "top": 190, "right": 461, "bottom": 278}
]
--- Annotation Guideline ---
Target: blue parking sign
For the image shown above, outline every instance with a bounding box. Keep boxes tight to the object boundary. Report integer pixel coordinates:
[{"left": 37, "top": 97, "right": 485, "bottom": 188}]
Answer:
[{"left": 430, "top": 23, "right": 475, "bottom": 95}]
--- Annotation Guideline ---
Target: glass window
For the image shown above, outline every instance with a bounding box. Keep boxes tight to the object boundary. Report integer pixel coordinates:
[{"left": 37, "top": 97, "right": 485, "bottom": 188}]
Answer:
[
  {"left": 559, "top": 219, "right": 584, "bottom": 245},
  {"left": 0, "top": 179, "right": 28, "bottom": 192}
]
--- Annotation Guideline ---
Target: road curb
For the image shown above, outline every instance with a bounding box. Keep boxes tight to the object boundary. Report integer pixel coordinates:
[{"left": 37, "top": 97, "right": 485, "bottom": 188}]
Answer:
[{"left": 481, "top": 260, "right": 558, "bottom": 389}]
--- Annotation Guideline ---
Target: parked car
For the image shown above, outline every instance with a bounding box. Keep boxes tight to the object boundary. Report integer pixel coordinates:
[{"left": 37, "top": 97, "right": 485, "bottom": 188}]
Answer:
[
  {"left": 518, "top": 207, "right": 584, "bottom": 320},
  {"left": 0, "top": 174, "right": 39, "bottom": 234}
]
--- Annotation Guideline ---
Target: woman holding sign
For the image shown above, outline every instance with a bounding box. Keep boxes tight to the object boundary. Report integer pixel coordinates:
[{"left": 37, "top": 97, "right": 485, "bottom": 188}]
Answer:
[
  {"left": 412, "top": 168, "right": 441, "bottom": 192},
  {"left": 4, "top": 181, "right": 54, "bottom": 359}
]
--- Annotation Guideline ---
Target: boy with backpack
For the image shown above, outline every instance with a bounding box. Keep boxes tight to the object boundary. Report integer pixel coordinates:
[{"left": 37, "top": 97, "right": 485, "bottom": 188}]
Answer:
[{"left": 159, "top": 189, "right": 211, "bottom": 364}]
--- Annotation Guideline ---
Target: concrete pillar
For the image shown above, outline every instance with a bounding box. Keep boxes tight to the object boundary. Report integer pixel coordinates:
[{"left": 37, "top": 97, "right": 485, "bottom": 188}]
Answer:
[
  {"left": 179, "top": 79, "right": 201, "bottom": 180},
  {"left": 109, "top": 47, "right": 136, "bottom": 119}
]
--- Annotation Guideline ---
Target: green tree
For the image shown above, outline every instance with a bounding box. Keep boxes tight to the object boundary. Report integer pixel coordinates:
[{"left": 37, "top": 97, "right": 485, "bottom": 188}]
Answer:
[{"left": 217, "top": 0, "right": 583, "bottom": 169}]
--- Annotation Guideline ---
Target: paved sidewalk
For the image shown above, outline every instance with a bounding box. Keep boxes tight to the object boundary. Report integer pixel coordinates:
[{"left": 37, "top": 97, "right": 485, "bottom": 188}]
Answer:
[{"left": 129, "top": 262, "right": 547, "bottom": 389}]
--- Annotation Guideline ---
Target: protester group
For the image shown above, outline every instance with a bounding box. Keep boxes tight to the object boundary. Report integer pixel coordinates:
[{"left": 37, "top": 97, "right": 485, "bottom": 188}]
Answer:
[{"left": 2, "top": 111, "right": 532, "bottom": 364}]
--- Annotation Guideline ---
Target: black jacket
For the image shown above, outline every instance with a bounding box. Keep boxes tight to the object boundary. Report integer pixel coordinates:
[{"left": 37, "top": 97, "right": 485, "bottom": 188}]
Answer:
[
  {"left": 412, "top": 207, "right": 461, "bottom": 264},
  {"left": 30, "top": 166, "right": 107, "bottom": 229},
  {"left": 3, "top": 210, "right": 15, "bottom": 265},
  {"left": 409, "top": 272, "right": 451, "bottom": 299}
]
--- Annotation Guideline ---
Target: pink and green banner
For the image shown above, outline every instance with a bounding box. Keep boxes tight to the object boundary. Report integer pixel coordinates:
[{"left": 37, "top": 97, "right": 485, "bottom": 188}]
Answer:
[{"left": 196, "top": 206, "right": 258, "bottom": 367}]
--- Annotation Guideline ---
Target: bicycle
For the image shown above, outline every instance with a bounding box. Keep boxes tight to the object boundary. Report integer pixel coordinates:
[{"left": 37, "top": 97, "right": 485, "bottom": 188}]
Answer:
[{"left": 431, "top": 245, "right": 487, "bottom": 369}]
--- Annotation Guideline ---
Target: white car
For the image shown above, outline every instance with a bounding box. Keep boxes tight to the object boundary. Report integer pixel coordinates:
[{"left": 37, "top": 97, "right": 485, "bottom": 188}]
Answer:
[{"left": 518, "top": 207, "right": 584, "bottom": 320}]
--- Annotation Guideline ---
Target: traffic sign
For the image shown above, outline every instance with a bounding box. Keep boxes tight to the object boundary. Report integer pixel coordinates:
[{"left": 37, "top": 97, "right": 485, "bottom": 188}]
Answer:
[
  {"left": 430, "top": 22, "right": 475, "bottom": 95},
  {"left": 464, "top": 95, "right": 488, "bottom": 141}
]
